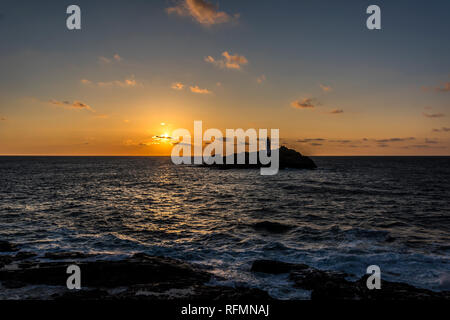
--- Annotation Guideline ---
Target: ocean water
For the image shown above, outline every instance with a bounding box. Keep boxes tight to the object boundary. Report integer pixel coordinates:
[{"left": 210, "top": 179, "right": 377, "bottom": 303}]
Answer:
[{"left": 0, "top": 156, "right": 449, "bottom": 299}]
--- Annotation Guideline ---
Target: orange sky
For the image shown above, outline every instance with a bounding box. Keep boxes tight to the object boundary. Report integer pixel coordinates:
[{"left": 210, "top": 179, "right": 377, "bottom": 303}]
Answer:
[{"left": 0, "top": 1, "right": 449, "bottom": 156}]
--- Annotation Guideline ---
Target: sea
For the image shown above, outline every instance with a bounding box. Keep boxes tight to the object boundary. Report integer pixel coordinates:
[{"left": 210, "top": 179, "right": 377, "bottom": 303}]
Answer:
[{"left": 0, "top": 156, "right": 449, "bottom": 299}]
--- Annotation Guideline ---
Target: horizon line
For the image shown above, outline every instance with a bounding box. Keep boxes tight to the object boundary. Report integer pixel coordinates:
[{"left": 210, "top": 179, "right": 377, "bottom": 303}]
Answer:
[{"left": 1, "top": 154, "right": 449, "bottom": 157}]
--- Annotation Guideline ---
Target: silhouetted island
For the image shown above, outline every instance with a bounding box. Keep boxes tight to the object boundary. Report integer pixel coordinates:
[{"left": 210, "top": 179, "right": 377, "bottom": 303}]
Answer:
[{"left": 203, "top": 145, "right": 317, "bottom": 170}]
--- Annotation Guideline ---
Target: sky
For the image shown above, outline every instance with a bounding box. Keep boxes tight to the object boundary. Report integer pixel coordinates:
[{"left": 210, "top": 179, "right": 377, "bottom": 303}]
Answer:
[{"left": 0, "top": 0, "right": 449, "bottom": 156}]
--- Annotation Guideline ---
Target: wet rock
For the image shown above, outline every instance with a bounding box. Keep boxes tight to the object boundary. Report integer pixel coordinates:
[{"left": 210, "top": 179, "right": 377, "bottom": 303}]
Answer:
[
  {"left": 251, "top": 260, "right": 308, "bottom": 274},
  {"left": 2, "top": 279, "right": 27, "bottom": 289},
  {"left": 0, "top": 240, "right": 18, "bottom": 252},
  {"left": 312, "top": 275, "right": 450, "bottom": 300},
  {"left": 56, "top": 284, "right": 272, "bottom": 301},
  {"left": 0, "top": 251, "right": 277, "bottom": 300},
  {"left": 252, "top": 221, "right": 293, "bottom": 234},
  {"left": 0, "top": 252, "right": 274, "bottom": 300},
  {"left": 0, "top": 255, "right": 13, "bottom": 268},
  {"left": 0, "top": 253, "right": 210, "bottom": 288},
  {"left": 251, "top": 259, "right": 450, "bottom": 300},
  {"left": 290, "top": 268, "right": 350, "bottom": 291}
]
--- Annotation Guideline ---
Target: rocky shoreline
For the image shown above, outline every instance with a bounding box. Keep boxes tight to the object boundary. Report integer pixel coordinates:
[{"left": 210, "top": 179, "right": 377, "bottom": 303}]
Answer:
[{"left": 0, "top": 241, "right": 448, "bottom": 300}]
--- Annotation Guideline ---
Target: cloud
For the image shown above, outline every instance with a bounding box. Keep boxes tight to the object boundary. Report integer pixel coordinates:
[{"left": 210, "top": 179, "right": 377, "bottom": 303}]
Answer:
[
  {"left": 329, "top": 139, "right": 351, "bottom": 143},
  {"left": 257, "top": 75, "right": 266, "bottom": 84},
  {"left": 310, "top": 143, "right": 322, "bottom": 146},
  {"left": 407, "top": 144, "right": 433, "bottom": 149},
  {"left": 205, "top": 51, "right": 248, "bottom": 70},
  {"left": 374, "top": 137, "right": 415, "bottom": 143},
  {"left": 319, "top": 84, "right": 332, "bottom": 92},
  {"left": 99, "top": 56, "right": 111, "bottom": 64},
  {"left": 171, "top": 82, "right": 185, "bottom": 90},
  {"left": 94, "top": 114, "right": 109, "bottom": 119},
  {"left": 291, "top": 98, "right": 317, "bottom": 109},
  {"left": 166, "top": 0, "right": 238, "bottom": 26},
  {"left": 0, "top": 116, "right": 6, "bottom": 121},
  {"left": 190, "top": 85, "right": 212, "bottom": 94},
  {"left": 297, "top": 138, "right": 326, "bottom": 143},
  {"left": 423, "top": 112, "right": 445, "bottom": 118},
  {"left": 425, "top": 138, "right": 438, "bottom": 144},
  {"left": 49, "top": 100, "right": 94, "bottom": 112},
  {"left": 329, "top": 109, "right": 343, "bottom": 114},
  {"left": 80, "top": 79, "right": 92, "bottom": 86},
  {"left": 99, "top": 53, "right": 122, "bottom": 64},
  {"left": 82, "top": 76, "right": 140, "bottom": 88},
  {"left": 433, "top": 127, "right": 450, "bottom": 132},
  {"left": 435, "top": 82, "right": 450, "bottom": 92}
]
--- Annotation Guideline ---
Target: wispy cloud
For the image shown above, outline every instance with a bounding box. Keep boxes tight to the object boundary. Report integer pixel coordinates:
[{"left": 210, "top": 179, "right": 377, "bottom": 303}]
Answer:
[
  {"left": 0, "top": 116, "right": 6, "bottom": 121},
  {"left": 98, "top": 53, "right": 122, "bottom": 64},
  {"left": 171, "top": 82, "right": 185, "bottom": 90},
  {"left": 425, "top": 138, "right": 438, "bottom": 144},
  {"left": 422, "top": 82, "right": 450, "bottom": 93},
  {"left": 291, "top": 98, "right": 317, "bottom": 109},
  {"left": 205, "top": 51, "right": 248, "bottom": 70},
  {"left": 329, "top": 139, "right": 351, "bottom": 143},
  {"left": 49, "top": 100, "right": 94, "bottom": 112},
  {"left": 190, "top": 85, "right": 212, "bottom": 94},
  {"left": 297, "top": 138, "right": 326, "bottom": 143},
  {"left": 166, "top": 0, "right": 239, "bottom": 26},
  {"left": 435, "top": 82, "right": 450, "bottom": 92},
  {"left": 374, "top": 137, "right": 415, "bottom": 143},
  {"left": 328, "top": 108, "right": 343, "bottom": 114},
  {"left": 82, "top": 76, "right": 140, "bottom": 88},
  {"left": 257, "top": 75, "right": 266, "bottom": 84},
  {"left": 423, "top": 112, "right": 445, "bottom": 118},
  {"left": 432, "top": 127, "right": 450, "bottom": 132},
  {"left": 319, "top": 84, "right": 332, "bottom": 92}
]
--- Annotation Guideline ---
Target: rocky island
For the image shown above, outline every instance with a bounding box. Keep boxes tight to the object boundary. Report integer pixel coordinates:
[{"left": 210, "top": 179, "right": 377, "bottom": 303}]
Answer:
[{"left": 203, "top": 145, "right": 317, "bottom": 170}]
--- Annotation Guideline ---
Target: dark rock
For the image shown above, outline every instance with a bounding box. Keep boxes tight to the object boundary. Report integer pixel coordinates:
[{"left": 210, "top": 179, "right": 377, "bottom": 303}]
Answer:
[
  {"left": 251, "top": 259, "right": 450, "bottom": 300},
  {"left": 55, "top": 284, "right": 273, "bottom": 301},
  {"left": 0, "top": 252, "right": 275, "bottom": 301},
  {"left": 0, "top": 240, "right": 18, "bottom": 252},
  {"left": 251, "top": 260, "right": 309, "bottom": 274},
  {"left": 278, "top": 146, "right": 317, "bottom": 169},
  {"left": 0, "top": 255, "right": 13, "bottom": 268},
  {"left": 0, "top": 251, "right": 274, "bottom": 301},
  {"left": 312, "top": 275, "right": 450, "bottom": 300},
  {"left": 252, "top": 221, "right": 293, "bottom": 234},
  {"left": 2, "top": 279, "right": 27, "bottom": 289},
  {"left": 203, "top": 145, "right": 316, "bottom": 170},
  {"left": 290, "top": 268, "right": 349, "bottom": 291},
  {"left": 54, "top": 289, "right": 111, "bottom": 300},
  {"left": 0, "top": 253, "right": 210, "bottom": 288}
]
